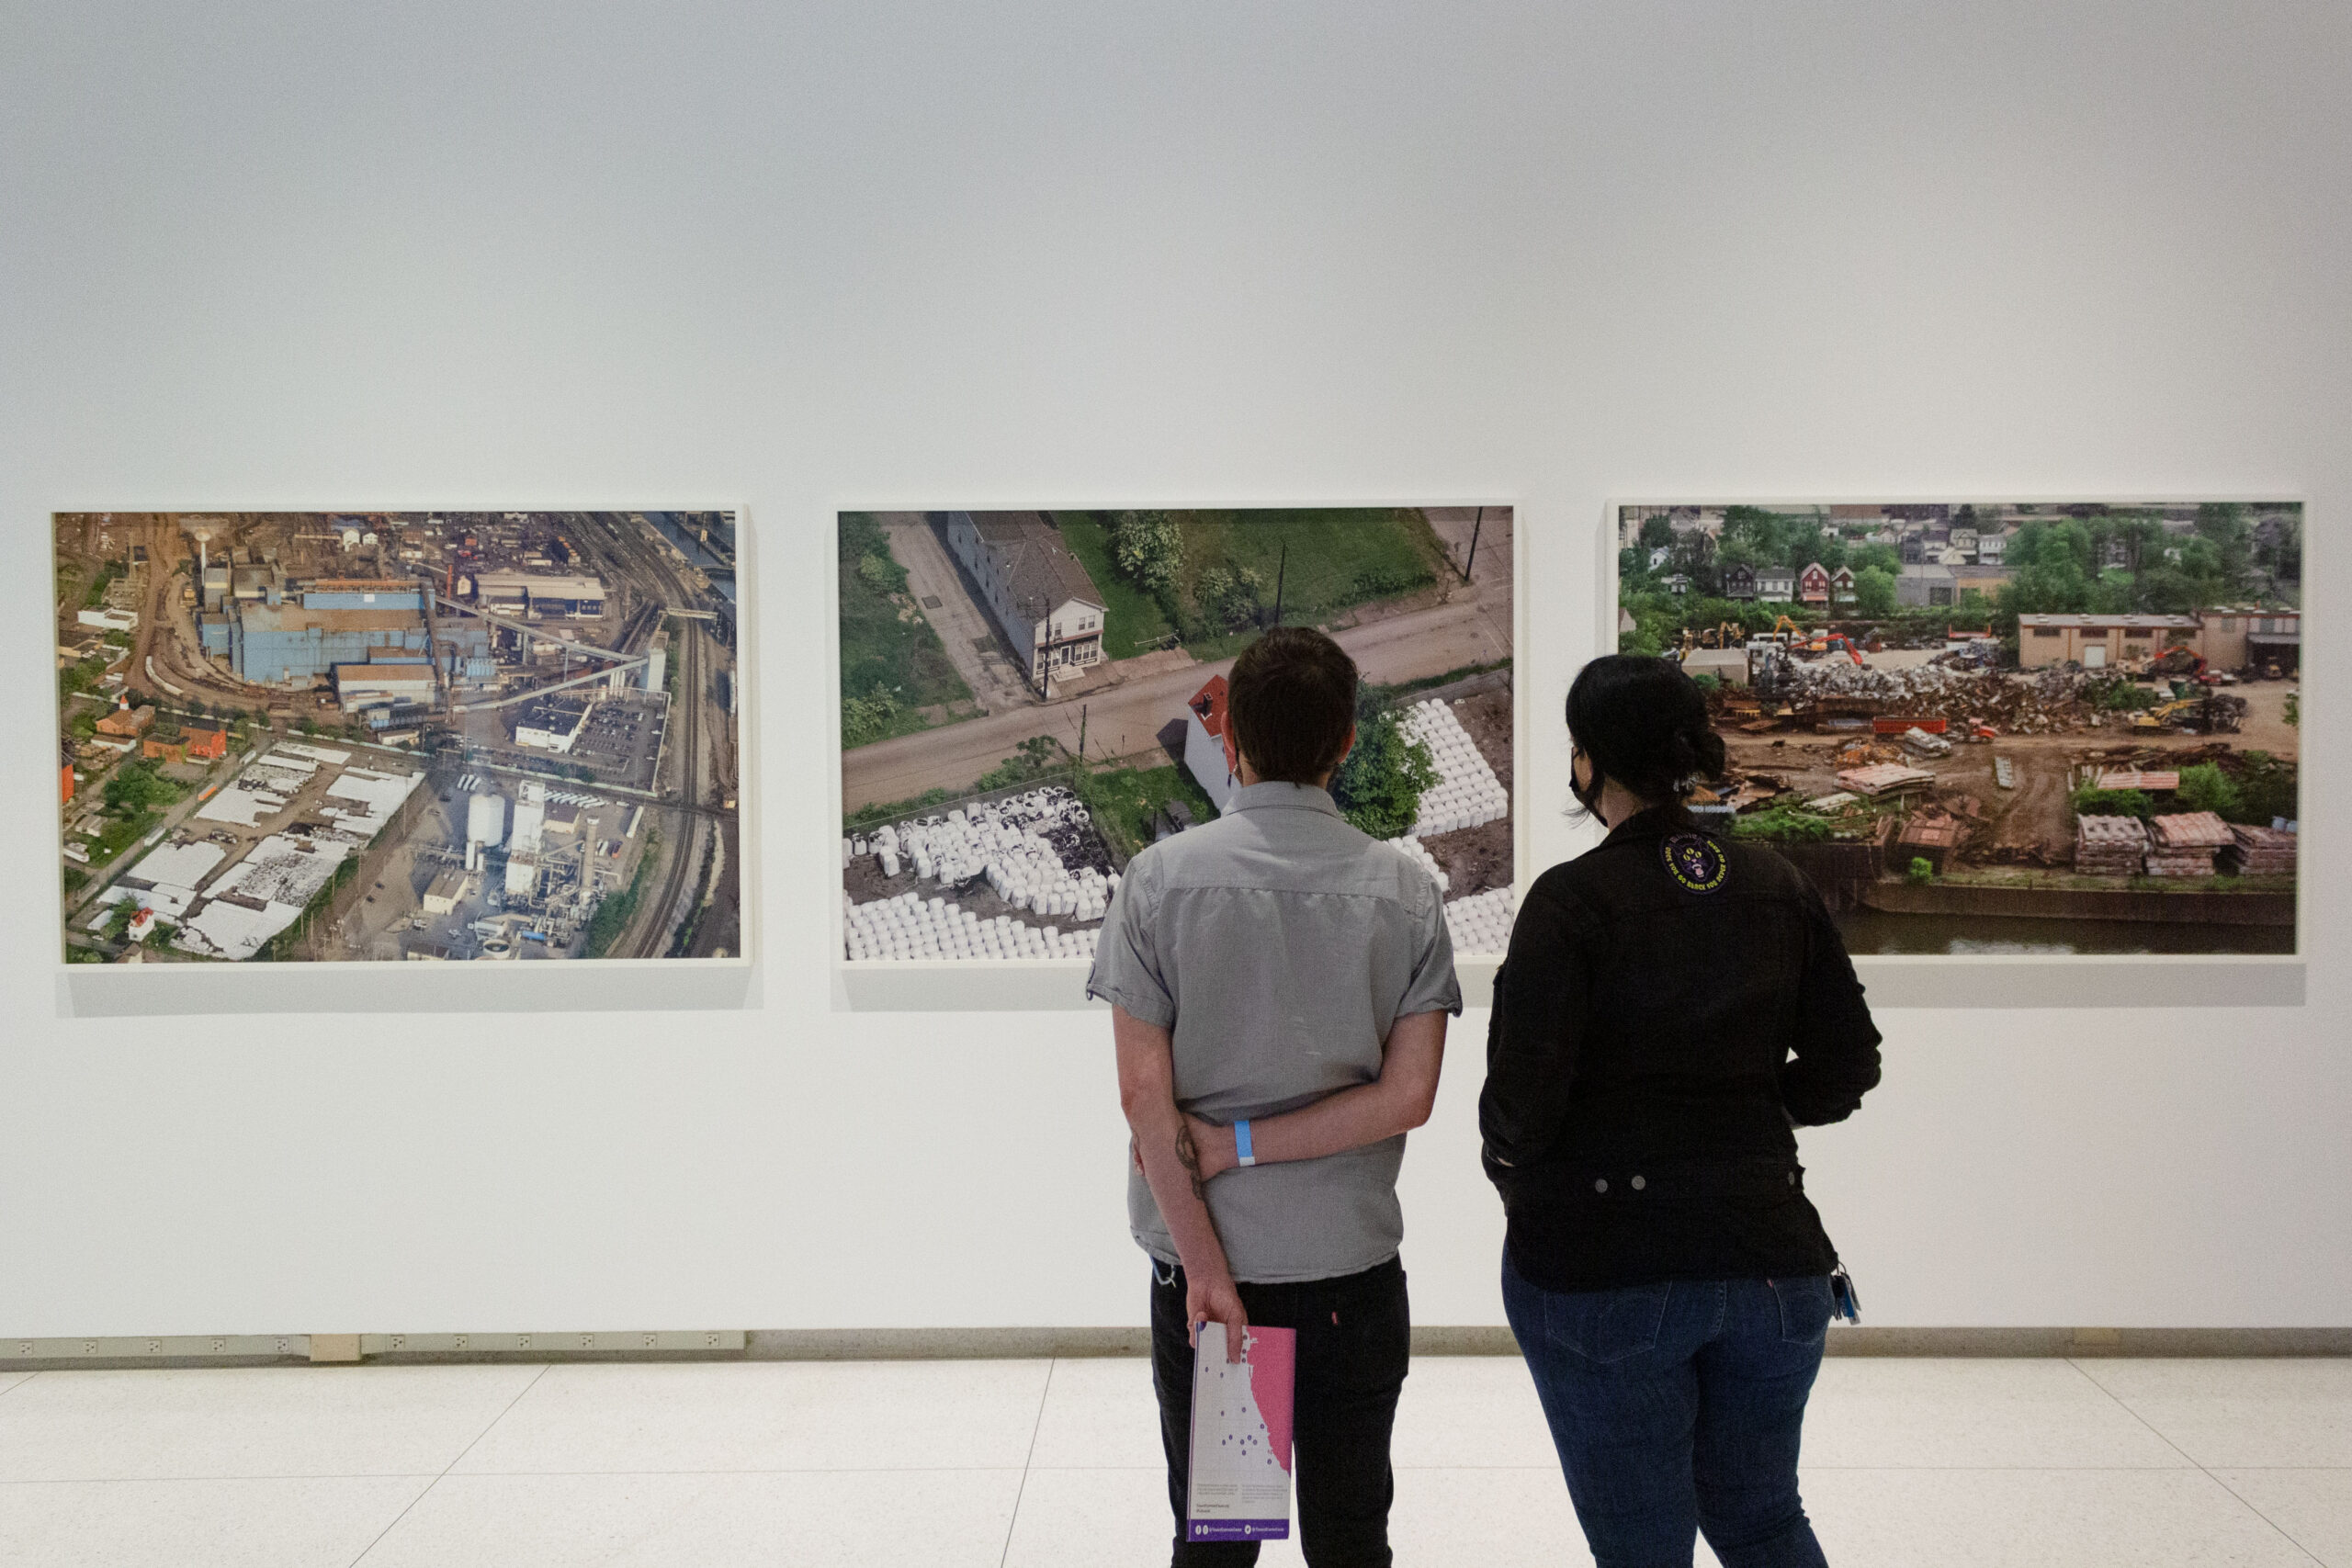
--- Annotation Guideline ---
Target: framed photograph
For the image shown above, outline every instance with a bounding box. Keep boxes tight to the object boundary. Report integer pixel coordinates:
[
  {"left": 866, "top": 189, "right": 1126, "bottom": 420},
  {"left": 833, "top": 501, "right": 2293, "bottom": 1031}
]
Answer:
[
  {"left": 52, "top": 510, "right": 749, "bottom": 1011},
  {"left": 834, "top": 507, "right": 1518, "bottom": 1009},
  {"left": 1608, "top": 500, "right": 2303, "bottom": 1004}
]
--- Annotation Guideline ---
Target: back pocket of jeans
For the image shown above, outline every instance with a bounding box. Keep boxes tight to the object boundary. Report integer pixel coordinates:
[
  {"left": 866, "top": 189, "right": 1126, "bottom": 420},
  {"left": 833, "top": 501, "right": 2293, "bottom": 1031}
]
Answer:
[
  {"left": 1771, "top": 1276, "right": 1833, "bottom": 1345},
  {"left": 1546, "top": 1282, "right": 1670, "bottom": 1364}
]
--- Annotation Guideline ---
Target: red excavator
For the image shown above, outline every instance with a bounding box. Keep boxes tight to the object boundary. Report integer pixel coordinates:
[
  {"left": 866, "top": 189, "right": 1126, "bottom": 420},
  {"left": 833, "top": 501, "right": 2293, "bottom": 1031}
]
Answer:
[{"left": 1803, "top": 632, "right": 1865, "bottom": 666}]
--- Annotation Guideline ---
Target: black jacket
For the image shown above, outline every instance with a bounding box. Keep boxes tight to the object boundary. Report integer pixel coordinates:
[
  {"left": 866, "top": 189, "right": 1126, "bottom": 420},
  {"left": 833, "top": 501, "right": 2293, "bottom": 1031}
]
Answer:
[{"left": 1480, "top": 807, "right": 1882, "bottom": 1292}]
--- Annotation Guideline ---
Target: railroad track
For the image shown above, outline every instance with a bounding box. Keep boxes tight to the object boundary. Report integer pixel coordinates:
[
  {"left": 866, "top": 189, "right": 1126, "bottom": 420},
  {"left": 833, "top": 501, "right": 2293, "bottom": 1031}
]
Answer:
[{"left": 628, "top": 620, "right": 703, "bottom": 957}]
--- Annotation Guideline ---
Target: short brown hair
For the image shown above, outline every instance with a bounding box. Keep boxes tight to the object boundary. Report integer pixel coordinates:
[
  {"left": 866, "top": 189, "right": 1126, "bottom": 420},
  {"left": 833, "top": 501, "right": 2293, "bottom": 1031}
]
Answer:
[{"left": 1227, "top": 626, "right": 1359, "bottom": 784}]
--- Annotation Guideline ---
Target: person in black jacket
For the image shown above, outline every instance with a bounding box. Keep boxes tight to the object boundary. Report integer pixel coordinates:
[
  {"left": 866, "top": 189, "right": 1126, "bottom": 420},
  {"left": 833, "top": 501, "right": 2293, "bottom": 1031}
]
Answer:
[{"left": 1482, "top": 654, "right": 1882, "bottom": 1568}]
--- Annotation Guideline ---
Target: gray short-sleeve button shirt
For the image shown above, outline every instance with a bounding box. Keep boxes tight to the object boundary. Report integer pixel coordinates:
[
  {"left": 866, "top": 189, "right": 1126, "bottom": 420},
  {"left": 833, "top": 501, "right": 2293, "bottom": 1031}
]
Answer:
[{"left": 1087, "top": 781, "right": 1463, "bottom": 1282}]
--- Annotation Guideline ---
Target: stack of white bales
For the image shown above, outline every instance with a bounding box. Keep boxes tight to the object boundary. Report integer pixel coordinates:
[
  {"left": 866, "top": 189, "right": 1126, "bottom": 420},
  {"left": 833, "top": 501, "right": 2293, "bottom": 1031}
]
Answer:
[
  {"left": 842, "top": 890, "right": 1102, "bottom": 963},
  {"left": 1444, "top": 886, "right": 1516, "bottom": 955},
  {"left": 1398, "top": 699, "right": 1508, "bottom": 835},
  {"left": 842, "top": 789, "right": 1115, "bottom": 923}
]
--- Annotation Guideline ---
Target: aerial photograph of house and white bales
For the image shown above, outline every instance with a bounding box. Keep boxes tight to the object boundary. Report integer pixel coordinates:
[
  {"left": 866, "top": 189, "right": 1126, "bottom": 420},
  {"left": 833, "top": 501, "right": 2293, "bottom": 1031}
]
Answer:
[
  {"left": 838, "top": 508, "right": 1514, "bottom": 962},
  {"left": 1616, "top": 501, "right": 2301, "bottom": 955},
  {"left": 54, "top": 512, "right": 742, "bottom": 965}
]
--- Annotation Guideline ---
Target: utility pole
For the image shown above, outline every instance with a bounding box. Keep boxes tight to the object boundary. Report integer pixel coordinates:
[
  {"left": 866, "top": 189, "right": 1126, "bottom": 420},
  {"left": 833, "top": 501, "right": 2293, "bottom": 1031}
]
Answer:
[
  {"left": 1271, "top": 541, "right": 1287, "bottom": 628},
  {"left": 1464, "top": 507, "right": 1484, "bottom": 581},
  {"left": 1077, "top": 703, "right": 1088, "bottom": 762}
]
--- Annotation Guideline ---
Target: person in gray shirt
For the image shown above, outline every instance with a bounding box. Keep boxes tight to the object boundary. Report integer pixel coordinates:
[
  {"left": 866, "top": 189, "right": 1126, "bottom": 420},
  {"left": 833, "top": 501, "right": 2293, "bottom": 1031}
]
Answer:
[{"left": 1087, "top": 626, "right": 1462, "bottom": 1568}]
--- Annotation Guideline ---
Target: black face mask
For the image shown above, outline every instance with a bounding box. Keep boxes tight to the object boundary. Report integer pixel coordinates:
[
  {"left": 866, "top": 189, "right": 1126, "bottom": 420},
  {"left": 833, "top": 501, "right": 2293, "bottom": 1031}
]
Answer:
[{"left": 1569, "top": 744, "right": 1605, "bottom": 815}]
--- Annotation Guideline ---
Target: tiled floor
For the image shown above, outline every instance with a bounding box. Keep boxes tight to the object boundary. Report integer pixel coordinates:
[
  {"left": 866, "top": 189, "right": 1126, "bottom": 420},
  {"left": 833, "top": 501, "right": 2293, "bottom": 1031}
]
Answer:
[{"left": 0, "top": 1355, "right": 2345, "bottom": 1565}]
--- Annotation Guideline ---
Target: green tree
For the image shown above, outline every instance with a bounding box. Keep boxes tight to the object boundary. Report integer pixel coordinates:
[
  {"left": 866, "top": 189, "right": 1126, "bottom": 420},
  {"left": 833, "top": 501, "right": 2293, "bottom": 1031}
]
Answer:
[
  {"left": 103, "top": 760, "right": 183, "bottom": 818},
  {"left": 841, "top": 682, "right": 901, "bottom": 746},
  {"left": 1110, "top": 511, "right": 1183, "bottom": 592},
  {"left": 2173, "top": 762, "right": 2244, "bottom": 821},
  {"left": 1638, "top": 514, "right": 1674, "bottom": 550},
  {"left": 2234, "top": 751, "right": 2297, "bottom": 825},
  {"left": 2194, "top": 502, "right": 2253, "bottom": 590},
  {"left": 101, "top": 900, "right": 138, "bottom": 942},
  {"left": 975, "top": 736, "right": 1063, "bottom": 791},
  {"left": 1330, "top": 707, "right": 1439, "bottom": 840},
  {"left": 2070, "top": 786, "right": 2152, "bottom": 818},
  {"left": 1197, "top": 564, "right": 1264, "bottom": 630},
  {"left": 1853, "top": 566, "right": 1898, "bottom": 617}
]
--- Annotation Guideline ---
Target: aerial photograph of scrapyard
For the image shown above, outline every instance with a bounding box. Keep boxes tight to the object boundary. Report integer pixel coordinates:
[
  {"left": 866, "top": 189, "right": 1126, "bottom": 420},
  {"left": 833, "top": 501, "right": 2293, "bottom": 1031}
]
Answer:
[
  {"left": 837, "top": 508, "right": 1514, "bottom": 963},
  {"left": 54, "top": 511, "right": 741, "bottom": 965},
  {"left": 1616, "top": 501, "right": 2301, "bottom": 954}
]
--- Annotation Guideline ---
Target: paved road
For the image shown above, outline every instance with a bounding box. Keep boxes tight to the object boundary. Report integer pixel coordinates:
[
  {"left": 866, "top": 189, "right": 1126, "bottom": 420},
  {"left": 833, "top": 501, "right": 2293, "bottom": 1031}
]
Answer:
[
  {"left": 1426, "top": 507, "right": 1515, "bottom": 657},
  {"left": 842, "top": 593, "right": 1510, "bottom": 809},
  {"left": 876, "top": 513, "right": 1036, "bottom": 715}
]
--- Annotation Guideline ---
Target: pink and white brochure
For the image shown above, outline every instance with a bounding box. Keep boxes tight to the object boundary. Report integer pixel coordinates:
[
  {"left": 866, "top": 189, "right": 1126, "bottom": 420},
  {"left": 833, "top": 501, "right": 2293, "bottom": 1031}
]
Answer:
[{"left": 1185, "top": 1323, "right": 1296, "bottom": 1544}]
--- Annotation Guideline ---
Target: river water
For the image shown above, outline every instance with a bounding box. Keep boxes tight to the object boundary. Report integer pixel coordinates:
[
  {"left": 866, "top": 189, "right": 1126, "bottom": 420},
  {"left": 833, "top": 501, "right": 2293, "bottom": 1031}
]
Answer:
[{"left": 1835, "top": 908, "right": 2295, "bottom": 955}]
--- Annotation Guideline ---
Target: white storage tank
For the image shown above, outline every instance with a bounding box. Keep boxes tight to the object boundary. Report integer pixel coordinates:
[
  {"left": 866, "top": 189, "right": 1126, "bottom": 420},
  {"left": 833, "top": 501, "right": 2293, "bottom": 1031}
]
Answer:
[{"left": 467, "top": 791, "right": 507, "bottom": 851}]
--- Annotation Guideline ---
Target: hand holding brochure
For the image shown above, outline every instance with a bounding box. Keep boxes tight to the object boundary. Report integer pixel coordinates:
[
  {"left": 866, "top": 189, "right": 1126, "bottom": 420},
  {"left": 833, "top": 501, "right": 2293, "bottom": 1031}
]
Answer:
[{"left": 1185, "top": 1323, "right": 1295, "bottom": 1544}]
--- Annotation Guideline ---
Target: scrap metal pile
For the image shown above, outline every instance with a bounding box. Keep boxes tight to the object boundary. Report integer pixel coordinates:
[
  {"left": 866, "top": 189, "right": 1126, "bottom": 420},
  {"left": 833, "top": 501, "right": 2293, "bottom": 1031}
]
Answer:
[{"left": 1760, "top": 660, "right": 2116, "bottom": 735}]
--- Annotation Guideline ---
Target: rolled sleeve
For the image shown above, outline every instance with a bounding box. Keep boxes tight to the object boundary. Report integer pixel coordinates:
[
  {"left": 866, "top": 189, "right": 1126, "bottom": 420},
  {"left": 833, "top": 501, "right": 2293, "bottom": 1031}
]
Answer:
[
  {"left": 1083, "top": 858, "right": 1175, "bottom": 1027},
  {"left": 1396, "top": 883, "right": 1463, "bottom": 1018}
]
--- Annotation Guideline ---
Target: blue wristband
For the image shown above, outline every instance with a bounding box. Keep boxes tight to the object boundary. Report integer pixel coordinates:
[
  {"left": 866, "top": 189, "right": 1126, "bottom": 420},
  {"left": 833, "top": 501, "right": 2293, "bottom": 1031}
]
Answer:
[{"left": 1235, "top": 1120, "right": 1255, "bottom": 1168}]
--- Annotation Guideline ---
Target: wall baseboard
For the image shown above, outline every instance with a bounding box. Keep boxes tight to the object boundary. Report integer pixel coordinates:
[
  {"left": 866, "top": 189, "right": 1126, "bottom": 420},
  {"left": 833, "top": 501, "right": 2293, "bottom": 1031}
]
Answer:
[{"left": 4, "top": 1324, "right": 2347, "bottom": 1371}]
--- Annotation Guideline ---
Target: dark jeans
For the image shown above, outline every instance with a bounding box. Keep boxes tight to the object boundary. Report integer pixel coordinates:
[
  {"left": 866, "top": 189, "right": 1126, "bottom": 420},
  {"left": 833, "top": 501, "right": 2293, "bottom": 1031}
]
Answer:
[
  {"left": 1501, "top": 1250, "right": 1832, "bottom": 1568},
  {"left": 1151, "top": 1255, "right": 1410, "bottom": 1568}
]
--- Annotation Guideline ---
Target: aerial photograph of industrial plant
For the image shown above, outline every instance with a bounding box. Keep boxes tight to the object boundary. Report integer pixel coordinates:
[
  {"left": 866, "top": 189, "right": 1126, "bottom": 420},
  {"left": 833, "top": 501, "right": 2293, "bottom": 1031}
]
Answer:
[
  {"left": 837, "top": 508, "right": 1514, "bottom": 962},
  {"left": 1615, "top": 501, "right": 2301, "bottom": 954},
  {"left": 53, "top": 511, "right": 742, "bottom": 965}
]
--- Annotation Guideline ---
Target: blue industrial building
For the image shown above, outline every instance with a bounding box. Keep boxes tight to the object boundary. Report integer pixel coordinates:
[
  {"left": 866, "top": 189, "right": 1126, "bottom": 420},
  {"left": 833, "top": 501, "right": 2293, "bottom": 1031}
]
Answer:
[{"left": 200, "top": 580, "right": 433, "bottom": 685}]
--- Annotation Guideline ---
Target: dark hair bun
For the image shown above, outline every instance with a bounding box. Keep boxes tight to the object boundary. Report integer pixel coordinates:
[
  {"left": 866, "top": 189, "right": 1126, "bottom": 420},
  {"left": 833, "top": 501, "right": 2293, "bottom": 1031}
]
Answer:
[{"left": 1564, "top": 654, "right": 1728, "bottom": 819}]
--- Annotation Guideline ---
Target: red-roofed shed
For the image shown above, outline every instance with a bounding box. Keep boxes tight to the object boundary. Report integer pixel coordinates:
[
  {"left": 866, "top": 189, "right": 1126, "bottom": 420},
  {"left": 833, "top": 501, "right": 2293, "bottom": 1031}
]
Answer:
[{"left": 1182, "top": 675, "right": 1240, "bottom": 814}]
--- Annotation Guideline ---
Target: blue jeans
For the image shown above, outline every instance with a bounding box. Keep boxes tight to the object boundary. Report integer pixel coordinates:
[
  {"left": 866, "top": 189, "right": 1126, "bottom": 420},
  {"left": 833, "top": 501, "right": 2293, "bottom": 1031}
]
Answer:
[{"left": 1501, "top": 1251, "right": 1831, "bottom": 1568}]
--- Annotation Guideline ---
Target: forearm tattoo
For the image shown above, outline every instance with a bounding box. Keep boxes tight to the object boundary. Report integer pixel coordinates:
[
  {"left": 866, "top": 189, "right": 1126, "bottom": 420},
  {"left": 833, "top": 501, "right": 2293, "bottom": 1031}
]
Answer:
[{"left": 1173, "top": 1123, "right": 1208, "bottom": 1201}]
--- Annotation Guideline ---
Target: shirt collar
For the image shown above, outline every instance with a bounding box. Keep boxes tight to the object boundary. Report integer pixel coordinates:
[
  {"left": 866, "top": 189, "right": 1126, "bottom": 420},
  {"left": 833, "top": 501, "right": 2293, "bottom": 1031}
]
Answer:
[
  {"left": 1227, "top": 781, "right": 1345, "bottom": 818},
  {"left": 1601, "top": 805, "right": 1694, "bottom": 845}
]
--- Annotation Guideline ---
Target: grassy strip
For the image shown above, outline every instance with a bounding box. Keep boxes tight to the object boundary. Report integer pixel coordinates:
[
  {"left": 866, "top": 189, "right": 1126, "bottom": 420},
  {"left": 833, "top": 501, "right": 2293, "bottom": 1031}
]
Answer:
[
  {"left": 839, "top": 513, "right": 970, "bottom": 746},
  {"left": 1050, "top": 513, "right": 1177, "bottom": 658},
  {"left": 583, "top": 827, "right": 661, "bottom": 958},
  {"left": 1363, "top": 658, "right": 1513, "bottom": 706},
  {"left": 1055, "top": 508, "right": 1445, "bottom": 659},
  {"left": 1076, "top": 762, "right": 1217, "bottom": 863}
]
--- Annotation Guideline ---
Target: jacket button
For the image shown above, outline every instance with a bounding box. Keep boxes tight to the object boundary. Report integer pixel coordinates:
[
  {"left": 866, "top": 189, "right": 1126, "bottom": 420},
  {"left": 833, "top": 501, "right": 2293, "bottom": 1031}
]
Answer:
[
  {"left": 1593, "top": 1179, "right": 1608, "bottom": 1194},
  {"left": 1631, "top": 1175, "right": 1646, "bottom": 1191},
  {"left": 1787, "top": 1172, "right": 1796, "bottom": 1186}
]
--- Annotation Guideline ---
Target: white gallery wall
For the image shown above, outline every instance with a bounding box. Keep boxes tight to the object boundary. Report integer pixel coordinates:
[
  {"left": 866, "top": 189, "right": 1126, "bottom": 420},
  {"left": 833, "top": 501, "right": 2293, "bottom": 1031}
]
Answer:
[{"left": 3, "top": 2, "right": 2347, "bottom": 1336}]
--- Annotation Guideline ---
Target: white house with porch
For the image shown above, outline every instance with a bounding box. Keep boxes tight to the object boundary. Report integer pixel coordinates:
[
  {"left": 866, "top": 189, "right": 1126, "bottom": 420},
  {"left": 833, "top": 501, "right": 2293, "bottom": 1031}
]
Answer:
[{"left": 944, "top": 512, "right": 1109, "bottom": 691}]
